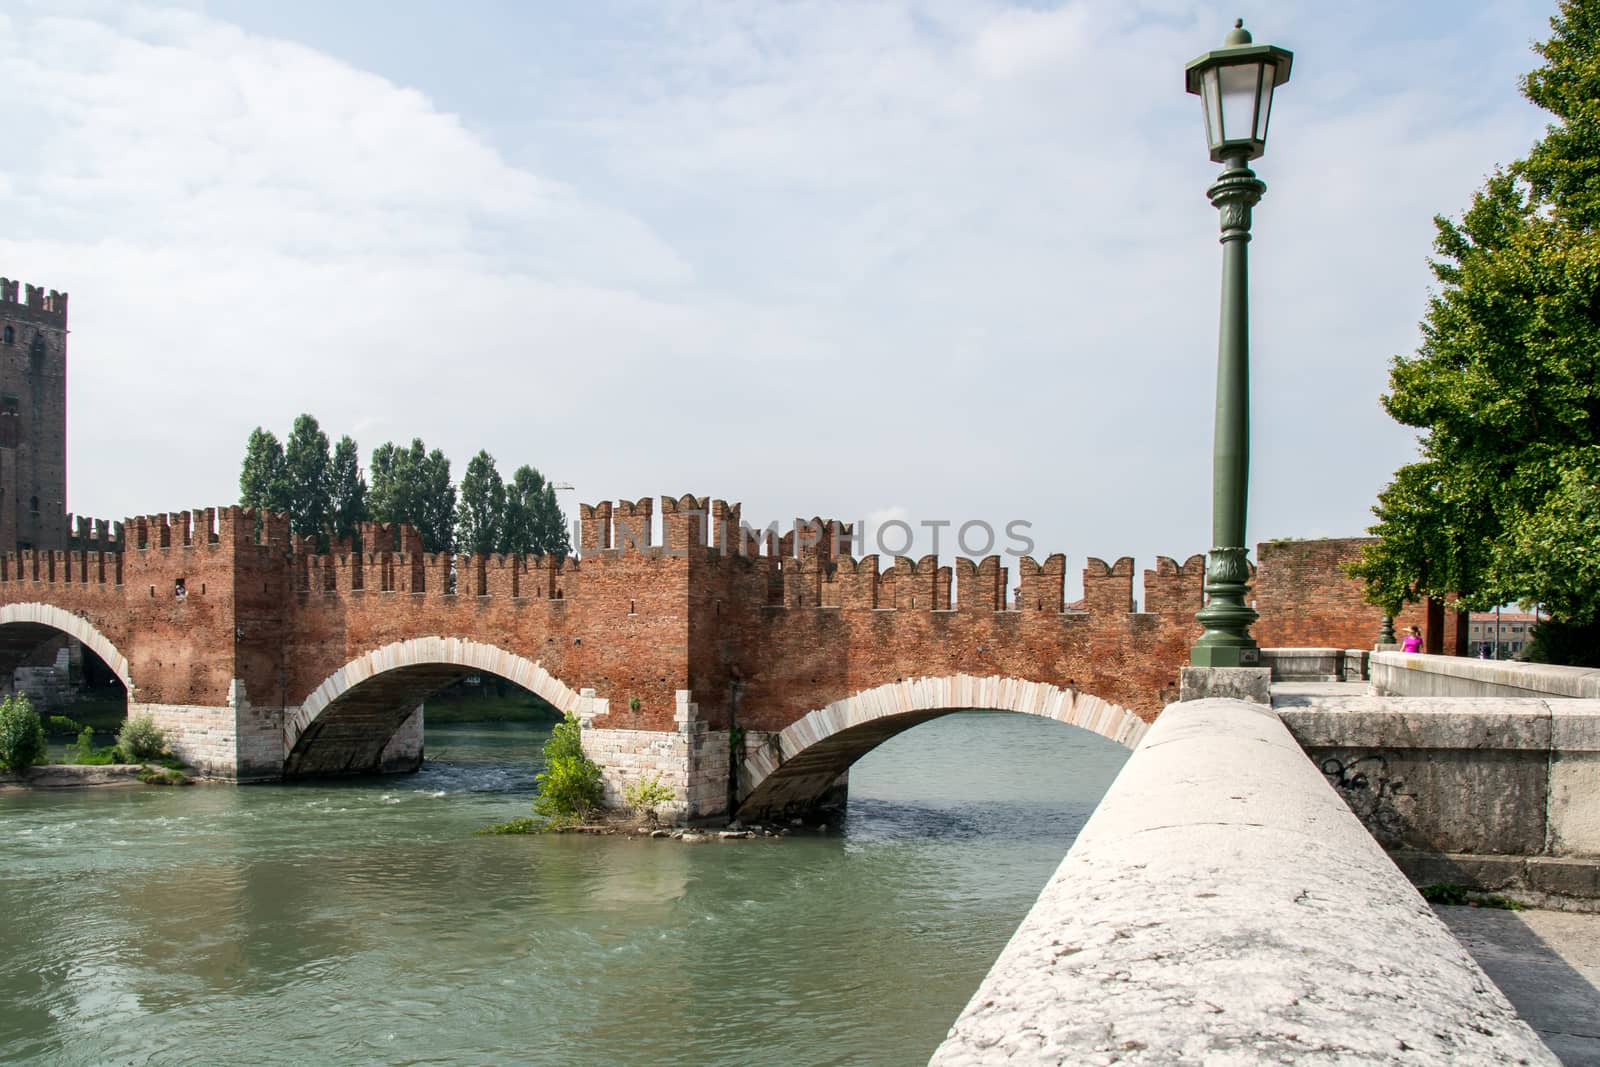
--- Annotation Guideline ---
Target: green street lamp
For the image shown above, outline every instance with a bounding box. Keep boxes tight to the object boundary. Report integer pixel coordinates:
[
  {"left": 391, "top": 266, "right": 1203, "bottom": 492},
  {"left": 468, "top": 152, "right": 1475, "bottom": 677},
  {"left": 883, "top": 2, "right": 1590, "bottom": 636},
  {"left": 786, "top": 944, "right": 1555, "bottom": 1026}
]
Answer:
[{"left": 1186, "top": 19, "right": 1292, "bottom": 668}]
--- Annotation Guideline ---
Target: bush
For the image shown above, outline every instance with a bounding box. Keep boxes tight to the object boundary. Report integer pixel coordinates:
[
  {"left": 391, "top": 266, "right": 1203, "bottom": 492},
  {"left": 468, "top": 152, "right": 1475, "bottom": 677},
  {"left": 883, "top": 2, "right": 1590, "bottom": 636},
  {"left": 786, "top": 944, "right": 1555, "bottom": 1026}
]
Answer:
[
  {"left": 46, "top": 715, "right": 83, "bottom": 737},
  {"left": 0, "top": 694, "right": 47, "bottom": 772},
  {"left": 623, "top": 773, "right": 674, "bottom": 824},
  {"left": 68, "top": 726, "right": 115, "bottom": 766},
  {"left": 532, "top": 712, "right": 604, "bottom": 822},
  {"left": 116, "top": 713, "right": 168, "bottom": 761}
]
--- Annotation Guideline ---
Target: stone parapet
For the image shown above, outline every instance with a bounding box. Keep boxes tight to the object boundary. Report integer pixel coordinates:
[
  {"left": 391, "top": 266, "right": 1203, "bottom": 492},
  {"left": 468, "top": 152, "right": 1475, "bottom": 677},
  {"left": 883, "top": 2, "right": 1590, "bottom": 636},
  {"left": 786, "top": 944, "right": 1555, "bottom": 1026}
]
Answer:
[
  {"left": 1277, "top": 693, "right": 1600, "bottom": 879},
  {"left": 932, "top": 698, "right": 1555, "bottom": 1064},
  {"left": 1372, "top": 651, "right": 1600, "bottom": 700}
]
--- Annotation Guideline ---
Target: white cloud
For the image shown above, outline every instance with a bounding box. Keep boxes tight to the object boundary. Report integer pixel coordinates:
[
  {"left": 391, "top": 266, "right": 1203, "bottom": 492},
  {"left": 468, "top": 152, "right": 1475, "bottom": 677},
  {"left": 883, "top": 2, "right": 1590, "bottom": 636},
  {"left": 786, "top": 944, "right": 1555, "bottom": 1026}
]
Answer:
[{"left": 0, "top": 0, "right": 1556, "bottom": 574}]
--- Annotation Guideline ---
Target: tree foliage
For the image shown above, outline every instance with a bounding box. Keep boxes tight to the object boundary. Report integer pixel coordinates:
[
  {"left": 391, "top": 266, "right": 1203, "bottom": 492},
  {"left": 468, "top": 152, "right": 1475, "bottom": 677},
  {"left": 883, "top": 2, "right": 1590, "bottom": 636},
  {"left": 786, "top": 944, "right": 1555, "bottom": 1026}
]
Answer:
[
  {"left": 1351, "top": 0, "right": 1600, "bottom": 641},
  {"left": 369, "top": 438, "right": 457, "bottom": 553},
  {"left": 239, "top": 418, "right": 568, "bottom": 559},
  {"left": 456, "top": 450, "right": 506, "bottom": 556},
  {"left": 0, "top": 694, "right": 46, "bottom": 772},
  {"left": 532, "top": 712, "right": 604, "bottom": 822},
  {"left": 328, "top": 435, "right": 367, "bottom": 546},
  {"left": 284, "top": 414, "right": 332, "bottom": 546},
  {"left": 239, "top": 428, "right": 291, "bottom": 515},
  {"left": 501, "top": 465, "right": 571, "bottom": 558}
]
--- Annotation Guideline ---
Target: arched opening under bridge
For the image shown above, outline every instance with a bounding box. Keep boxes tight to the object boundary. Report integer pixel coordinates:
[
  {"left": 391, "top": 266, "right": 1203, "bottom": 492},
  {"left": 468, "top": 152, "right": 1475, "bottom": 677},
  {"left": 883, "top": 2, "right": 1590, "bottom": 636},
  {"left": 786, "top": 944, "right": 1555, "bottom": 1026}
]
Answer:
[
  {"left": 285, "top": 638, "right": 579, "bottom": 777},
  {"left": 736, "top": 675, "right": 1148, "bottom": 823},
  {"left": 0, "top": 603, "right": 132, "bottom": 747}
]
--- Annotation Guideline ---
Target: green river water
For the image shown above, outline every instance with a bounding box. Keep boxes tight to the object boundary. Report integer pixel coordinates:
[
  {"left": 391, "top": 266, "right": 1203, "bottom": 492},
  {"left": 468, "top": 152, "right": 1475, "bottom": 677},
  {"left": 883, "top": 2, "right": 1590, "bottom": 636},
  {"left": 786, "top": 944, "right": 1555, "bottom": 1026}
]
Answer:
[{"left": 0, "top": 712, "right": 1128, "bottom": 1066}]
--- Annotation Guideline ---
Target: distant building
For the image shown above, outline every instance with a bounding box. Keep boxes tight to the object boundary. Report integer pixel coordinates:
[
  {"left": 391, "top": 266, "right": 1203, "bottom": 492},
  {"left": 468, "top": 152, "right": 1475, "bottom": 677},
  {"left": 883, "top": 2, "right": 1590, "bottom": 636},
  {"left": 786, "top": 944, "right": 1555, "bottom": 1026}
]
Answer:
[
  {"left": 1468, "top": 611, "right": 1540, "bottom": 659},
  {"left": 0, "top": 277, "right": 68, "bottom": 551}
]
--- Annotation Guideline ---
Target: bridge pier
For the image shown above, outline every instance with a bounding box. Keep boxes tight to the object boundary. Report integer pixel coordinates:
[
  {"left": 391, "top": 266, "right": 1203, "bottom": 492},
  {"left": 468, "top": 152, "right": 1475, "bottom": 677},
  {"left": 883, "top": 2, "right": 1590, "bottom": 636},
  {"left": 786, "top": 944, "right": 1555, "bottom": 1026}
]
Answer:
[
  {"left": 136, "top": 680, "right": 285, "bottom": 783},
  {"left": 580, "top": 689, "right": 732, "bottom": 823}
]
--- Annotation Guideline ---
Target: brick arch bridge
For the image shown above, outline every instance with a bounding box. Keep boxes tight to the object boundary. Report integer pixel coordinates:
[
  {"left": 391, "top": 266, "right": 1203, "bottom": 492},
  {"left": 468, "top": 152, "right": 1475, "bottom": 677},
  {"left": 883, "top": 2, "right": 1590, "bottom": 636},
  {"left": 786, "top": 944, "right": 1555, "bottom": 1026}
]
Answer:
[
  {"left": 735, "top": 674, "right": 1149, "bottom": 821},
  {"left": 0, "top": 495, "right": 1403, "bottom": 818}
]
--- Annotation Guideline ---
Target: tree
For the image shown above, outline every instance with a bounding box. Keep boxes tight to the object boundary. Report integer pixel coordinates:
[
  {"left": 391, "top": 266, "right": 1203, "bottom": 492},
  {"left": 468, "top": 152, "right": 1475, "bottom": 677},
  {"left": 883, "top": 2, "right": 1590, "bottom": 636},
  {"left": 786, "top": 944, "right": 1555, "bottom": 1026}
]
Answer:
[
  {"left": 328, "top": 435, "right": 367, "bottom": 546},
  {"left": 456, "top": 450, "right": 506, "bottom": 555},
  {"left": 501, "top": 464, "right": 571, "bottom": 558},
  {"left": 1350, "top": 0, "right": 1600, "bottom": 659},
  {"left": 283, "top": 414, "right": 332, "bottom": 545},
  {"left": 0, "top": 694, "right": 46, "bottom": 772},
  {"left": 239, "top": 427, "right": 291, "bottom": 514},
  {"left": 369, "top": 438, "right": 456, "bottom": 552}
]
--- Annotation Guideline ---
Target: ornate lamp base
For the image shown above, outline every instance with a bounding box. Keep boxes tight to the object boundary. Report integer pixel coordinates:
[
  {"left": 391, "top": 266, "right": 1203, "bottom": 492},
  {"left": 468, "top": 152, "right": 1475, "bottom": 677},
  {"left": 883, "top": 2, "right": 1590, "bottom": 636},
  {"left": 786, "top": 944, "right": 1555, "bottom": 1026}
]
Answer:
[{"left": 1191, "top": 545, "right": 1260, "bottom": 667}]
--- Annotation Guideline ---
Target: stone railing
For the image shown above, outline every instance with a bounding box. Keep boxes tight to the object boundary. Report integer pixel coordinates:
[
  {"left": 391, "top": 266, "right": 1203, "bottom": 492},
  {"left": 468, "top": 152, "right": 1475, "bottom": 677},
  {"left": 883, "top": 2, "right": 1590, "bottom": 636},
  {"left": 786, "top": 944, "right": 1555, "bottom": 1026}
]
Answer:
[
  {"left": 1262, "top": 646, "right": 1369, "bottom": 682},
  {"left": 931, "top": 698, "right": 1554, "bottom": 1064},
  {"left": 1277, "top": 691, "right": 1600, "bottom": 902},
  {"left": 1371, "top": 650, "right": 1600, "bottom": 699}
]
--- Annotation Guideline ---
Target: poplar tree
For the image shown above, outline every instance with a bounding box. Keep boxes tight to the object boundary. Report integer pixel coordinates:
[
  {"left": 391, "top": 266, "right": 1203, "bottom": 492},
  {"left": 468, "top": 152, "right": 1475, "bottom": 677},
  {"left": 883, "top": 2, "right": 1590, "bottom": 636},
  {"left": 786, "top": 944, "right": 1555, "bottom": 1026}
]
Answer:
[
  {"left": 328, "top": 435, "right": 368, "bottom": 545},
  {"left": 501, "top": 465, "right": 570, "bottom": 558},
  {"left": 239, "top": 427, "right": 291, "bottom": 514},
  {"left": 1350, "top": 0, "right": 1600, "bottom": 662},
  {"left": 369, "top": 438, "right": 456, "bottom": 553},
  {"left": 456, "top": 450, "right": 506, "bottom": 556},
  {"left": 283, "top": 414, "right": 331, "bottom": 545}
]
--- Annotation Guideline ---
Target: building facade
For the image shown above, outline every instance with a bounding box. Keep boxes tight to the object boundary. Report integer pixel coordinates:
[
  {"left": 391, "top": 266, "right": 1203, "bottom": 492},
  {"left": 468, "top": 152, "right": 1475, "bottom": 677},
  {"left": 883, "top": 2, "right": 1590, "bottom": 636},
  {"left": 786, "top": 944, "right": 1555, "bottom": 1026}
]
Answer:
[
  {"left": 0, "top": 277, "right": 67, "bottom": 551},
  {"left": 1468, "top": 611, "right": 1540, "bottom": 659}
]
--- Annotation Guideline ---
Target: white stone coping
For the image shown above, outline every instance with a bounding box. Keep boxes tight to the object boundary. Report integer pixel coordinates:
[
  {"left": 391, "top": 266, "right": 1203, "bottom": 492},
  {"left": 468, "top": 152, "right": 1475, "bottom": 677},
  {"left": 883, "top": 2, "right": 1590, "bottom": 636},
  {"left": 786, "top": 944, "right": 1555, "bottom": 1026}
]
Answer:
[
  {"left": 0, "top": 602, "right": 133, "bottom": 695},
  {"left": 1276, "top": 694, "right": 1600, "bottom": 754},
  {"left": 1374, "top": 651, "right": 1600, "bottom": 700},
  {"left": 931, "top": 698, "right": 1556, "bottom": 1065}
]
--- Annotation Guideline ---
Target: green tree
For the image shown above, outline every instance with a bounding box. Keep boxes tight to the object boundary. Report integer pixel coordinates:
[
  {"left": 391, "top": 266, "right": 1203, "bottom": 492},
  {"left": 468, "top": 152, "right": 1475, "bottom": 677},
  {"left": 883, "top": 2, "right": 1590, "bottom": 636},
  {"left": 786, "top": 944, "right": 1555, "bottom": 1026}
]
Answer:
[
  {"left": 501, "top": 464, "right": 571, "bottom": 558},
  {"left": 532, "top": 712, "right": 603, "bottom": 822},
  {"left": 239, "top": 427, "right": 291, "bottom": 514},
  {"left": 284, "top": 414, "right": 332, "bottom": 545},
  {"left": 368, "top": 438, "right": 456, "bottom": 552},
  {"left": 1350, "top": 0, "right": 1600, "bottom": 661},
  {"left": 0, "top": 694, "right": 47, "bottom": 772},
  {"left": 456, "top": 450, "right": 506, "bottom": 555},
  {"left": 328, "top": 435, "right": 368, "bottom": 546}
]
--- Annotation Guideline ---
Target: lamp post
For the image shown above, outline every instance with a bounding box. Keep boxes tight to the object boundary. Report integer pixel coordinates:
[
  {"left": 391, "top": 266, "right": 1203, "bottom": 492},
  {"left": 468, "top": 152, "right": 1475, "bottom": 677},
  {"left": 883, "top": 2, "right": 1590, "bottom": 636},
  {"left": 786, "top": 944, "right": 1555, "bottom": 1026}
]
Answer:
[{"left": 1186, "top": 20, "right": 1293, "bottom": 668}]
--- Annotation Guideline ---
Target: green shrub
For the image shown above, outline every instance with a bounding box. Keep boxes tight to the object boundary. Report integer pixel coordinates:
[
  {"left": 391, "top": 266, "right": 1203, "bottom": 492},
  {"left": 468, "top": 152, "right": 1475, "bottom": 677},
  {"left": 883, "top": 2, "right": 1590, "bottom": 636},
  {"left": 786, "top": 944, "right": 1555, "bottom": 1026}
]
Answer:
[
  {"left": 623, "top": 773, "right": 674, "bottom": 824},
  {"left": 136, "top": 767, "right": 191, "bottom": 786},
  {"left": 476, "top": 817, "right": 539, "bottom": 835},
  {"left": 0, "top": 694, "right": 47, "bottom": 772},
  {"left": 116, "top": 713, "right": 168, "bottom": 761},
  {"left": 68, "top": 726, "right": 115, "bottom": 766},
  {"left": 46, "top": 715, "right": 83, "bottom": 737},
  {"left": 532, "top": 712, "right": 604, "bottom": 822}
]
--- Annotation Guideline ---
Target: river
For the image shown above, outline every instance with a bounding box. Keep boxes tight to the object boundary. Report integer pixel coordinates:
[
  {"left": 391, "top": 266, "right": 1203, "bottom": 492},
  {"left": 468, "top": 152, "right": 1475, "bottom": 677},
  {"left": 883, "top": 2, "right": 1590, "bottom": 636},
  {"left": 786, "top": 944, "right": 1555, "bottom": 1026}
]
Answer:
[{"left": 1, "top": 711, "right": 1128, "bottom": 1066}]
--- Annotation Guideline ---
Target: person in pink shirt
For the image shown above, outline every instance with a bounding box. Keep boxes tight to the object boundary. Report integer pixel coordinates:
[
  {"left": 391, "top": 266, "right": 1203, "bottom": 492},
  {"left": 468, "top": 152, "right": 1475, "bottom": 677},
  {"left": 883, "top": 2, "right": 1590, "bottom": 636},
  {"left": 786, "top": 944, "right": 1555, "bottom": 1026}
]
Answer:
[{"left": 1401, "top": 625, "right": 1424, "bottom": 653}]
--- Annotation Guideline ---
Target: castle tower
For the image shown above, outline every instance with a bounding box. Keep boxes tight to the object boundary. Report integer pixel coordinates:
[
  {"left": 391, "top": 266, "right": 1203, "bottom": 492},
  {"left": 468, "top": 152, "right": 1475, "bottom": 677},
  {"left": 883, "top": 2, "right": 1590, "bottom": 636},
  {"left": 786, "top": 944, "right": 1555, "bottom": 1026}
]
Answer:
[{"left": 0, "top": 278, "right": 68, "bottom": 550}]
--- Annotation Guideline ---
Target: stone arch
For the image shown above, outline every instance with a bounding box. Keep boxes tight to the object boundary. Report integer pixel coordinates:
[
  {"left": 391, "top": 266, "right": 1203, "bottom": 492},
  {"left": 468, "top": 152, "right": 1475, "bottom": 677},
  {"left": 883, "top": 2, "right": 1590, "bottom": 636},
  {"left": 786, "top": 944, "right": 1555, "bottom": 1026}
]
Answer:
[
  {"left": 0, "top": 602, "right": 134, "bottom": 695},
  {"left": 737, "top": 674, "right": 1150, "bottom": 821},
  {"left": 284, "top": 637, "right": 582, "bottom": 773}
]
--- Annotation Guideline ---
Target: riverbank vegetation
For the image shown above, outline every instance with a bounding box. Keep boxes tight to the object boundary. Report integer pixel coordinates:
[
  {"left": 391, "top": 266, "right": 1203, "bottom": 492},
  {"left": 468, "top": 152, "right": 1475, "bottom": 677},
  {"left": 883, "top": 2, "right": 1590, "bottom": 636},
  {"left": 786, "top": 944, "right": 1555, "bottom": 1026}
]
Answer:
[
  {"left": 480, "top": 712, "right": 605, "bottom": 834},
  {"left": 0, "top": 694, "right": 47, "bottom": 771}
]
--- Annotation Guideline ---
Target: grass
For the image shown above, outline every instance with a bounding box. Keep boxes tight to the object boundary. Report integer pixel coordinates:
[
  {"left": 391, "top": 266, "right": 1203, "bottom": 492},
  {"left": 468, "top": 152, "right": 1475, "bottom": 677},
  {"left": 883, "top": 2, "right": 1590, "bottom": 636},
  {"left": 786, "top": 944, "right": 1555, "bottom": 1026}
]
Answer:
[
  {"left": 1419, "top": 882, "right": 1527, "bottom": 910},
  {"left": 137, "top": 767, "right": 192, "bottom": 786},
  {"left": 476, "top": 817, "right": 540, "bottom": 835}
]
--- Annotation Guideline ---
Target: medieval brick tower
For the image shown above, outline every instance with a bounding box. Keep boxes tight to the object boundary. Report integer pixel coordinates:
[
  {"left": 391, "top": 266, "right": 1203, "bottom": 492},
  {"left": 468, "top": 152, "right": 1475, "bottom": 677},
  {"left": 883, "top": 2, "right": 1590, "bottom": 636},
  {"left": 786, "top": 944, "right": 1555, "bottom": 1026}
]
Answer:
[{"left": 0, "top": 278, "right": 67, "bottom": 550}]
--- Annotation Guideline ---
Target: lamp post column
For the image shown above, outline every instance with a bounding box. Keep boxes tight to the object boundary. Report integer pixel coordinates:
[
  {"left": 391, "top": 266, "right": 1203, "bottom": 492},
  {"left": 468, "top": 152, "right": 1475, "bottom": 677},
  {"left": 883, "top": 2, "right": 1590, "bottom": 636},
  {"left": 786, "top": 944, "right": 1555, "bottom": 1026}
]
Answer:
[{"left": 1191, "top": 156, "right": 1266, "bottom": 667}]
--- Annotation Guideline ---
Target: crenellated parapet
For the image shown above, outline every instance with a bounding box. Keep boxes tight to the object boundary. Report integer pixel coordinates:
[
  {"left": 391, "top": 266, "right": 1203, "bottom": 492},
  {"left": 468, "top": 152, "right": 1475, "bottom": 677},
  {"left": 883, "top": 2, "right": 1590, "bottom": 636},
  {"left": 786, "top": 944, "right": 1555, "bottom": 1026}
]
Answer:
[
  {"left": 66, "top": 514, "right": 124, "bottom": 553},
  {"left": 0, "top": 278, "right": 68, "bottom": 326},
  {"left": 1143, "top": 554, "right": 1207, "bottom": 614}
]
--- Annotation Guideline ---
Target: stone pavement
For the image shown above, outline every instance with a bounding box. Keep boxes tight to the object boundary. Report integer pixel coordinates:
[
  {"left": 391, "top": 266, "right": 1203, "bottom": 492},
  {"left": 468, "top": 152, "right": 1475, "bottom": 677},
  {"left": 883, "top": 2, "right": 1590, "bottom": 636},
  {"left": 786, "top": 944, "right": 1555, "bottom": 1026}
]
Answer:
[{"left": 1437, "top": 905, "right": 1600, "bottom": 1066}]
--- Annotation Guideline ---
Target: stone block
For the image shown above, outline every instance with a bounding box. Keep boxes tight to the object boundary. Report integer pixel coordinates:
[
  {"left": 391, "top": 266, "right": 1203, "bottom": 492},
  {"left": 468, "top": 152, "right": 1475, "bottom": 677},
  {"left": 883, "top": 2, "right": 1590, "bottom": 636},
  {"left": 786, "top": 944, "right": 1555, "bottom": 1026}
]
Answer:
[{"left": 1178, "top": 666, "right": 1271, "bottom": 705}]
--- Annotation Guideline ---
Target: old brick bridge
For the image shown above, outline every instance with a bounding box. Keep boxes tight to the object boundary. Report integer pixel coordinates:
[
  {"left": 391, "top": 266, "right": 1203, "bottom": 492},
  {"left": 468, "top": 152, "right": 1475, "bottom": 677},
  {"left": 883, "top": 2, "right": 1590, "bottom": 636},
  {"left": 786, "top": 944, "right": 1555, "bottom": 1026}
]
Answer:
[{"left": 0, "top": 494, "right": 1406, "bottom": 819}]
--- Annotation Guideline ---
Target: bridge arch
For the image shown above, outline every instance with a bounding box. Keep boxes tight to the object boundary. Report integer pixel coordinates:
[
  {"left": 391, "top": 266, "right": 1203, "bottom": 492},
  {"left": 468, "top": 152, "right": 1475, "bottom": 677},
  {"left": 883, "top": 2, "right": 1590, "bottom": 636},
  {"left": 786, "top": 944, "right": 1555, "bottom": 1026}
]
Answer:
[
  {"left": 736, "top": 674, "right": 1150, "bottom": 821},
  {"left": 284, "top": 637, "right": 582, "bottom": 775},
  {"left": 0, "top": 602, "right": 134, "bottom": 695}
]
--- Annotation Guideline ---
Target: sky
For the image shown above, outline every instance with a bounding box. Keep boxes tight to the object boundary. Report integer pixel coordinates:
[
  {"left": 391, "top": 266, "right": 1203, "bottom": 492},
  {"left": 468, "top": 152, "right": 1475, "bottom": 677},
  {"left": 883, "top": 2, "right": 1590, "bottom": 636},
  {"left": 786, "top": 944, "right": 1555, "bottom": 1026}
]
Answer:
[{"left": 0, "top": 0, "right": 1557, "bottom": 594}]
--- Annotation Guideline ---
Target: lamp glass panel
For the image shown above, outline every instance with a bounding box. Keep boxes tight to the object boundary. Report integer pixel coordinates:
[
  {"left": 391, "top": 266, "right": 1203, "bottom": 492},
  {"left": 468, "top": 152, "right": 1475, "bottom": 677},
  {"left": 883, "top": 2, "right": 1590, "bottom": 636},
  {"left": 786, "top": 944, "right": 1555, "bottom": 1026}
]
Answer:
[
  {"left": 1218, "top": 61, "right": 1264, "bottom": 144},
  {"left": 1202, "top": 67, "right": 1222, "bottom": 150},
  {"left": 1255, "top": 67, "right": 1276, "bottom": 141}
]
